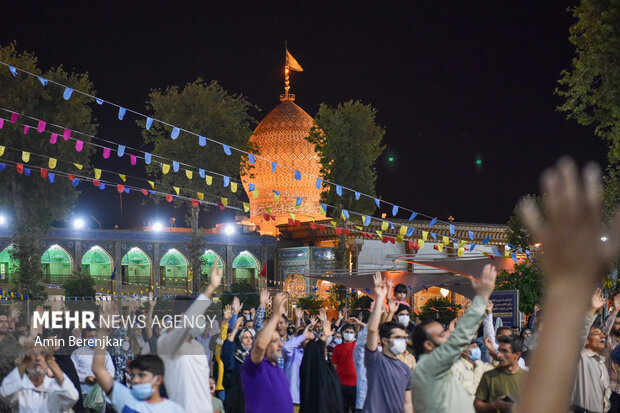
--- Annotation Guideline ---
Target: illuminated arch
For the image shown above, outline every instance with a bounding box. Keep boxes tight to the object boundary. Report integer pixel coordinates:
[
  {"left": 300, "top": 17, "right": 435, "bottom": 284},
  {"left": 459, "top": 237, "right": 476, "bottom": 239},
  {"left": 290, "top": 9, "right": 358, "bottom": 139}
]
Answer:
[
  {"left": 121, "top": 247, "right": 152, "bottom": 285},
  {"left": 160, "top": 248, "right": 188, "bottom": 286},
  {"left": 232, "top": 251, "right": 259, "bottom": 286},
  {"left": 81, "top": 246, "right": 113, "bottom": 285},
  {"left": 0, "top": 245, "right": 18, "bottom": 281},
  {"left": 200, "top": 249, "right": 225, "bottom": 282},
  {"left": 41, "top": 244, "right": 73, "bottom": 283}
]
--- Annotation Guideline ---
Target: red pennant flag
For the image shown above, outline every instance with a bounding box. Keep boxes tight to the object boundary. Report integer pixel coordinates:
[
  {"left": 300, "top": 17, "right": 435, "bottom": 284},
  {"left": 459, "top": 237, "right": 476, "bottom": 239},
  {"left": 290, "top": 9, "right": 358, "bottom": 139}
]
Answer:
[
  {"left": 389, "top": 237, "right": 396, "bottom": 244},
  {"left": 318, "top": 224, "right": 326, "bottom": 232},
  {"left": 259, "top": 264, "right": 267, "bottom": 278},
  {"left": 40, "top": 168, "right": 48, "bottom": 178},
  {"left": 263, "top": 213, "right": 271, "bottom": 221},
  {"left": 433, "top": 245, "right": 438, "bottom": 250},
  {"left": 343, "top": 228, "right": 350, "bottom": 235},
  {"left": 166, "top": 194, "right": 173, "bottom": 202},
  {"left": 191, "top": 199, "right": 199, "bottom": 207},
  {"left": 16, "top": 163, "right": 23, "bottom": 174},
  {"left": 219, "top": 202, "right": 225, "bottom": 210},
  {"left": 117, "top": 184, "right": 124, "bottom": 193},
  {"left": 288, "top": 218, "right": 295, "bottom": 226},
  {"left": 310, "top": 222, "right": 317, "bottom": 230},
  {"left": 295, "top": 220, "right": 301, "bottom": 227},
  {"left": 408, "top": 240, "right": 415, "bottom": 250},
  {"left": 141, "top": 189, "right": 148, "bottom": 196},
  {"left": 335, "top": 227, "right": 342, "bottom": 236},
  {"left": 93, "top": 179, "right": 100, "bottom": 186},
  {"left": 270, "top": 215, "right": 276, "bottom": 221},
  {"left": 363, "top": 232, "right": 373, "bottom": 239},
  {"left": 67, "top": 174, "right": 75, "bottom": 181},
  {"left": 382, "top": 236, "right": 389, "bottom": 244}
]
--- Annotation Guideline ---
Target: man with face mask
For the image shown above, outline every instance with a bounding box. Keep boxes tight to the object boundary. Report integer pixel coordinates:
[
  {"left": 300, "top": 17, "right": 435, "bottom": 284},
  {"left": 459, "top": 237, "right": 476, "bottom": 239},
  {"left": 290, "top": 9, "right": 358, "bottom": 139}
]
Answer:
[
  {"left": 601, "top": 294, "right": 620, "bottom": 412},
  {"left": 331, "top": 323, "right": 357, "bottom": 412},
  {"left": 93, "top": 302, "right": 184, "bottom": 413},
  {"left": 364, "top": 272, "right": 414, "bottom": 413},
  {"left": 451, "top": 340, "right": 494, "bottom": 403},
  {"left": 410, "top": 264, "right": 497, "bottom": 413},
  {"left": 70, "top": 327, "right": 115, "bottom": 412}
]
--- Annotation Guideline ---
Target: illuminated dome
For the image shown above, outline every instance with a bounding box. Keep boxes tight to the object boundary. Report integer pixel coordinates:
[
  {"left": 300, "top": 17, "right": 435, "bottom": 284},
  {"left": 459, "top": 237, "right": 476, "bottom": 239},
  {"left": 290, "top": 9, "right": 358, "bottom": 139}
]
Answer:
[{"left": 242, "top": 95, "right": 324, "bottom": 233}]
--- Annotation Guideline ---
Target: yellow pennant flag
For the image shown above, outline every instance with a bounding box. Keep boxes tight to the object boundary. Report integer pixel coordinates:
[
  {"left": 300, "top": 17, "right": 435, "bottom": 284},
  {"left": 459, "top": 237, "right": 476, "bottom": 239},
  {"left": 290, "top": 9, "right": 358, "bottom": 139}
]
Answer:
[
  {"left": 197, "top": 192, "right": 204, "bottom": 201},
  {"left": 376, "top": 230, "right": 383, "bottom": 238},
  {"left": 252, "top": 189, "right": 258, "bottom": 198},
  {"left": 442, "top": 236, "right": 450, "bottom": 246},
  {"left": 205, "top": 175, "right": 212, "bottom": 185},
  {"left": 341, "top": 211, "right": 347, "bottom": 221},
  {"left": 482, "top": 251, "right": 489, "bottom": 257},
  {"left": 395, "top": 235, "right": 404, "bottom": 243},
  {"left": 399, "top": 226, "right": 408, "bottom": 236},
  {"left": 319, "top": 204, "right": 326, "bottom": 215},
  {"left": 231, "top": 182, "right": 237, "bottom": 193},
  {"left": 266, "top": 207, "right": 273, "bottom": 214},
  {"left": 185, "top": 170, "right": 193, "bottom": 180},
  {"left": 437, "top": 243, "right": 444, "bottom": 253},
  {"left": 118, "top": 174, "right": 126, "bottom": 182},
  {"left": 243, "top": 202, "right": 250, "bottom": 213},
  {"left": 173, "top": 186, "right": 180, "bottom": 196},
  {"left": 94, "top": 169, "right": 102, "bottom": 179},
  {"left": 273, "top": 192, "right": 280, "bottom": 204},
  {"left": 381, "top": 221, "right": 389, "bottom": 231},
  {"left": 221, "top": 197, "right": 228, "bottom": 206},
  {"left": 286, "top": 50, "right": 304, "bottom": 72},
  {"left": 310, "top": 217, "right": 316, "bottom": 222},
  {"left": 48, "top": 158, "right": 57, "bottom": 169},
  {"left": 0, "top": 145, "right": 5, "bottom": 156},
  {"left": 458, "top": 247, "right": 465, "bottom": 257},
  {"left": 361, "top": 216, "right": 367, "bottom": 226},
  {"left": 162, "top": 164, "right": 170, "bottom": 174},
  {"left": 74, "top": 163, "right": 83, "bottom": 170},
  {"left": 148, "top": 180, "right": 155, "bottom": 189},
  {"left": 422, "top": 231, "right": 428, "bottom": 241},
  {"left": 459, "top": 240, "right": 467, "bottom": 248},
  {"left": 504, "top": 250, "right": 510, "bottom": 258},
  {"left": 331, "top": 220, "right": 338, "bottom": 228},
  {"left": 22, "top": 151, "right": 30, "bottom": 163},
  {"left": 289, "top": 213, "right": 296, "bottom": 220},
  {"left": 418, "top": 239, "right": 425, "bottom": 249},
  {"left": 355, "top": 226, "right": 363, "bottom": 231}
]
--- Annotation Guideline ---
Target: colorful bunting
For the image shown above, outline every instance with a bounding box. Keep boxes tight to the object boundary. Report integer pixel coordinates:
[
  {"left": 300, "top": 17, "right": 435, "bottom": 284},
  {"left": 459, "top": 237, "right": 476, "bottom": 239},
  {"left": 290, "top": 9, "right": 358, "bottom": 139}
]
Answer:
[
  {"left": 50, "top": 133, "right": 58, "bottom": 144},
  {"left": 392, "top": 205, "right": 399, "bottom": 216},
  {"left": 374, "top": 198, "right": 380, "bottom": 208},
  {"left": 166, "top": 194, "right": 173, "bottom": 202},
  {"left": 437, "top": 243, "right": 444, "bottom": 253},
  {"left": 205, "top": 175, "right": 212, "bottom": 185},
  {"left": 130, "top": 154, "right": 137, "bottom": 165},
  {"left": 381, "top": 221, "right": 389, "bottom": 231},
  {"left": 294, "top": 170, "right": 301, "bottom": 180},
  {"left": 117, "top": 184, "right": 124, "bottom": 193},
  {"left": 162, "top": 164, "right": 170, "bottom": 174},
  {"left": 422, "top": 230, "right": 428, "bottom": 241},
  {"left": 144, "top": 153, "right": 152, "bottom": 164},
  {"left": 243, "top": 202, "right": 250, "bottom": 212},
  {"left": 273, "top": 190, "right": 280, "bottom": 204},
  {"left": 173, "top": 161, "right": 179, "bottom": 172},
  {"left": 199, "top": 136, "right": 206, "bottom": 146},
  {"left": 316, "top": 178, "right": 322, "bottom": 189},
  {"left": 21, "top": 151, "right": 30, "bottom": 163},
  {"left": 118, "top": 174, "right": 126, "bottom": 182},
  {"left": 63, "top": 87, "right": 73, "bottom": 100},
  {"left": 457, "top": 247, "right": 465, "bottom": 257},
  {"left": 73, "top": 163, "right": 83, "bottom": 170},
  {"left": 186, "top": 170, "right": 193, "bottom": 180},
  {"left": 223, "top": 176, "right": 230, "bottom": 187},
  {"left": 48, "top": 158, "right": 57, "bottom": 169},
  {"left": 23, "top": 125, "right": 30, "bottom": 134},
  {"left": 409, "top": 212, "right": 418, "bottom": 221},
  {"left": 468, "top": 231, "right": 474, "bottom": 241},
  {"left": 103, "top": 147, "right": 111, "bottom": 159},
  {"left": 173, "top": 186, "right": 180, "bottom": 196},
  {"left": 230, "top": 182, "right": 237, "bottom": 193},
  {"left": 148, "top": 181, "right": 155, "bottom": 189},
  {"left": 171, "top": 127, "right": 180, "bottom": 139},
  {"left": 221, "top": 197, "right": 228, "bottom": 206},
  {"left": 145, "top": 117, "right": 153, "bottom": 130},
  {"left": 223, "top": 144, "right": 231, "bottom": 155},
  {"left": 36, "top": 120, "right": 46, "bottom": 133},
  {"left": 63, "top": 128, "right": 71, "bottom": 140},
  {"left": 40, "top": 168, "right": 48, "bottom": 178},
  {"left": 449, "top": 224, "right": 455, "bottom": 235},
  {"left": 399, "top": 226, "right": 408, "bottom": 236},
  {"left": 197, "top": 192, "right": 204, "bottom": 200},
  {"left": 418, "top": 239, "right": 425, "bottom": 249},
  {"left": 443, "top": 236, "right": 449, "bottom": 245},
  {"left": 481, "top": 236, "right": 491, "bottom": 244},
  {"left": 118, "top": 107, "right": 126, "bottom": 120}
]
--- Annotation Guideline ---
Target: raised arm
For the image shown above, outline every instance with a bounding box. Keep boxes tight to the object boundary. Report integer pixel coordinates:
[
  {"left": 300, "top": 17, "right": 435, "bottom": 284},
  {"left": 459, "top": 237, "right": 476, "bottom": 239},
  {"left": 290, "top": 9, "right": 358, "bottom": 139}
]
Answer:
[
  {"left": 229, "top": 297, "right": 243, "bottom": 329},
  {"left": 93, "top": 300, "right": 116, "bottom": 394},
  {"left": 254, "top": 289, "right": 269, "bottom": 331},
  {"left": 602, "top": 294, "right": 620, "bottom": 337},
  {"left": 145, "top": 292, "right": 157, "bottom": 340},
  {"left": 251, "top": 292, "right": 287, "bottom": 364},
  {"left": 366, "top": 272, "right": 387, "bottom": 352},
  {"left": 228, "top": 317, "right": 243, "bottom": 342}
]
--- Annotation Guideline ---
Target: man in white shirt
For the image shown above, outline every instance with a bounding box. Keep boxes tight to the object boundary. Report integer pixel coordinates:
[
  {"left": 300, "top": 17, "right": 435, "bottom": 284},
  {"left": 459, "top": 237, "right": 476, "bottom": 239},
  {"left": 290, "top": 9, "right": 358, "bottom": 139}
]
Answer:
[
  {"left": 0, "top": 345, "right": 79, "bottom": 412},
  {"left": 70, "top": 328, "right": 115, "bottom": 412},
  {"left": 483, "top": 302, "right": 529, "bottom": 371},
  {"left": 451, "top": 340, "right": 494, "bottom": 402},
  {"left": 157, "top": 261, "right": 222, "bottom": 413}
]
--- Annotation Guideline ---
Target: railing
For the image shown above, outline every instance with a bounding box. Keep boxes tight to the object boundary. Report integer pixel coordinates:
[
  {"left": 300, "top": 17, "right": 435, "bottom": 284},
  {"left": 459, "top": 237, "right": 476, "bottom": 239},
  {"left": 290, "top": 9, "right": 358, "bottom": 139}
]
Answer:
[
  {"left": 160, "top": 277, "right": 187, "bottom": 287},
  {"left": 122, "top": 276, "right": 151, "bottom": 285}
]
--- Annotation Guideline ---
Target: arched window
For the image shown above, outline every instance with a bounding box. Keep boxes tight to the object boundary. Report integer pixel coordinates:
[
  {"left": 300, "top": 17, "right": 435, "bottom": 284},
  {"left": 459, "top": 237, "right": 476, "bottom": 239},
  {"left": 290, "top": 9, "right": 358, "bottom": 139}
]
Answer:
[
  {"left": 41, "top": 245, "right": 73, "bottom": 283},
  {"left": 81, "top": 246, "right": 113, "bottom": 285},
  {"left": 200, "top": 250, "right": 224, "bottom": 282},
  {"left": 232, "top": 251, "right": 259, "bottom": 286},
  {"left": 0, "top": 245, "right": 18, "bottom": 282},
  {"left": 121, "top": 248, "right": 151, "bottom": 285},
  {"left": 160, "top": 249, "right": 188, "bottom": 286}
]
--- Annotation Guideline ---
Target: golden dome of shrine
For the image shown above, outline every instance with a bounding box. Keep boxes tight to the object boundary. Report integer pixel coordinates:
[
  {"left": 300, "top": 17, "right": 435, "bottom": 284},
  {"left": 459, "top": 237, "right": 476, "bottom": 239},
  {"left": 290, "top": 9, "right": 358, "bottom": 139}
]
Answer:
[{"left": 241, "top": 94, "right": 325, "bottom": 235}]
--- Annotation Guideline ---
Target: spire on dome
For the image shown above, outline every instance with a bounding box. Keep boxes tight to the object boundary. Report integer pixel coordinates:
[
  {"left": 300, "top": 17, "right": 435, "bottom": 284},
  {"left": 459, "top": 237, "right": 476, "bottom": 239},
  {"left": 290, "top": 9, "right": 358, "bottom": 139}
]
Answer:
[{"left": 281, "top": 41, "right": 303, "bottom": 102}]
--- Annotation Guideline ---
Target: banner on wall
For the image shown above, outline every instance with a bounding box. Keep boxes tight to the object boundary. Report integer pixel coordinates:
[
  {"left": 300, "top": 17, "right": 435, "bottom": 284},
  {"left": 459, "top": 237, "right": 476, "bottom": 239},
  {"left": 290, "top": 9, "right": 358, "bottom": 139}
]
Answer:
[{"left": 489, "top": 290, "right": 519, "bottom": 328}]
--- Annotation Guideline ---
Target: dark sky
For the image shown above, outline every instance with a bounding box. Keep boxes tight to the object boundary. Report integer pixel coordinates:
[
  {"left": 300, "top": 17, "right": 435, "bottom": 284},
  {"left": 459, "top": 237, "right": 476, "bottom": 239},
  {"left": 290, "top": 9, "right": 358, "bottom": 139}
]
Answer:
[{"left": 0, "top": 1, "right": 608, "bottom": 228}]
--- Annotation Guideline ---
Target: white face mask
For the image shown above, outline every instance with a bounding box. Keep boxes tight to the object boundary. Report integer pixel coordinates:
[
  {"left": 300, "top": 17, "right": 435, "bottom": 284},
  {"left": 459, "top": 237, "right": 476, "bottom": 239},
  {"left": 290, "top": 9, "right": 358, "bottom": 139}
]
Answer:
[
  {"left": 398, "top": 315, "right": 410, "bottom": 327},
  {"left": 390, "top": 338, "right": 407, "bottom": 356},
  {"left": 343, "top": 332, "right": 355, "bottom": 342},
  {"left": 334, "top": 338, "right": 343, "bottom": 345}
]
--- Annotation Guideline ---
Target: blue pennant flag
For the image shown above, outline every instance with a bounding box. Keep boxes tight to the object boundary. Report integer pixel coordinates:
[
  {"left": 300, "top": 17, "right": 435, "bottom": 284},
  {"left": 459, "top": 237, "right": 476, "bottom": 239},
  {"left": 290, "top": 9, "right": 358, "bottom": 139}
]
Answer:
[
  {"left": 354, "top": 191, "right": 360, "bottom": 200},
  {"left": 144, "top": 153, "right": 152, "bottom": 164},
  {"left": 146, "top": 117, "right": 153, "bottom": 130},
  {"left": 449, "top": 224, "right": 455, "bottom": 235},
  {"left": 511, "top": 253, "right": 518, "bottom": 263},
  {"left": 38, "top": 76, "right": 48, "bottom": 86},
  {"left": 481, "top": 236, "right": 491, "bottom": 244},
  {"left": 429, "top": 218, "right": 437, "bottom": 227},
  {"left": 336, "top": 185, "right": 342, "bottom": 196},
  {"left": 63, "top": 87, "right": 73, "bottom": 100},
  {"left": 118, "top": 107, "right": 126, "bottom": 120},
  {"left": 406, "top": 227, "right": 415, "bottom": 237},
  {"left": 48, "top": 173, "right": 55, "bottom": 183},
  {"left": 431, "top": 232, "right": 437, "bottom": 241},
  {"left": 117, "top": 145, "right": 125, "bottom": 157},
  {"left": 172, "top": 161, "right": 179, "bottom": 172},
  {"left": 468, "top": 231, "right": 474, "bottom": 241},
  {"left": 296, "top": 197, "right": 303, "bottom": 206},
  {"left": 0, "top": 163, "right": 5, "bottom": 171},
  {"left": 342, "top": 209, "right": 350, "bottom": 219},
  {"left": 248, "top": 153, "right": 255, "bottom": 164},
  {"left": 374, "top": 198, "right": 380, "bottom": 208},
  {"left": 273, "top": 190, "right": 280, "bottom": 196},
  {"left": 171, "top": 127, "right": 180, "bottom": 139},
  {"left": 525, "top": 249, "right": 530, "bottom": 259},
  {"left": 294, "top": 170, "right": 301, "bottom": 180},
  {"left": 72, "top": 178, "right": 79, "bottom": 187},
  {"left": 409, "top": 212, "right": 418, "bottom": 221},
  {"left": 470, "top": 244, "right": 476, "bottom": 252},
  {"left": 271, "top": 162, "right": 277, "bottom": 173},
  {"left": 508, "top": 244, "right": 516, "bottom": 250},
  {"left": 248, "top": 183, "right": 255, "bottom": 192},
  {"left": 124, "top": 187, "right": 130, "bottom": 194},
  {"left": 363, "top": 215, "right": 371, "bottom": 226},
  {"left": 223, "top": 144, "right": 232, "bottom": 156},
  {"left": 199, "top": 136, "right": 206, "bottom": 146},
  {"left": 389, "top": 222, "right": 394, "bottom": 229},
  {"left": 8, "top": 66, "right": 17, "bottom": 77},
  {"left": 111, "top": 267, "right": 116, "bottom": 280},
  {"left": 99, "top": 183, "right": 106, "bottom": 190},
  {"left": 493, "top": 248, "right": 501, "bottom": 256},
  {"left": 199, "top": 169, "right": 205, "bottom": 178},
  {"left": 223, "top": 176, "right": 230, "bottom": 188},
  {"left": 320, "top": 203, "right": 327, "bottom": 214},
  {"left": 392, "top": 205, "right": 399, "bottom": 216},
  {"left": 24, "top": 168, "right": 31, "bottom": 176},
  {"left": 316, "top": 178, "right": 322, "bottom": 189}
]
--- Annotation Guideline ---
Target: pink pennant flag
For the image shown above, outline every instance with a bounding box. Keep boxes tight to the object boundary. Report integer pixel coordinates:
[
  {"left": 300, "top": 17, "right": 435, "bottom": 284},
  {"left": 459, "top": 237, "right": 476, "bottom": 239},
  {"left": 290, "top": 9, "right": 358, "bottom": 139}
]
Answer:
[
  {"left": 75, "top": 140, "right": 84, "bottom": 152},
  {"left": 10, "top": 113, "right": 19, "bottom": 123},
  {"left": 23, "top": 125, "right": 30, "bottom": 134},
  {"left": 63, "top": 128, "right": 71, "bottom": 140},
  {"left": 49, "top": 133, "right": 58, "bottom": 144},
  {"left": 0, "top": 119, "right": 4, "bottom": 129},
  {"left": 103, "top": 147, "right": 111, "bottom": 159},
  {"left": 37, "top": 120, "right": 46, "bottom": 133},
  {"left": 130, "top": 154, "right": 137, "bottom": 165}
]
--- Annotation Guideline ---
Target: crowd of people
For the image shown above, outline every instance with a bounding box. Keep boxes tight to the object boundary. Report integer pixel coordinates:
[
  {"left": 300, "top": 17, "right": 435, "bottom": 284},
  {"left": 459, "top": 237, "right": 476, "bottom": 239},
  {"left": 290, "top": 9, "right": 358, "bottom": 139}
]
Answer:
[{"left": 0, "top": 160, "right": 619, "bottom": 413}]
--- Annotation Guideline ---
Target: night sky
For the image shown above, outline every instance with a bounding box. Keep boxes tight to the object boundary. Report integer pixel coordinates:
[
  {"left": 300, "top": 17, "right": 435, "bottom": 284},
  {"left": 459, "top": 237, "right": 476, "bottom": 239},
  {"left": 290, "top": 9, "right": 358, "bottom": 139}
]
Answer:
[{"left": 0, "top": 1, "right": 608, "bottom": 229}]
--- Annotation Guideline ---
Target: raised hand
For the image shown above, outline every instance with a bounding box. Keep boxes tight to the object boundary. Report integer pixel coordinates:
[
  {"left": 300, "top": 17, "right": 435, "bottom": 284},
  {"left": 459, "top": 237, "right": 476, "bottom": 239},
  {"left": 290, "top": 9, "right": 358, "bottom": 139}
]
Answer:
[
  {"left": 486, "top": 300, "right": 494, "bottom": 315},
  {"left": 387, "top": 279, "right": 394, "bottom": 290},
  {"left": 388, "top": 298, "right": 398, "bottom": 314},
  {"left": 373, "top": 272, "right": 387, "bottom": 298},
  {"left": 447, "top": 317, "right": 458, "bottom": 334},
  {"left": 318, "top": 308, "right": 327, "bottom": 323},
  {"left": 250, "top": 307, "right": 256, "bottom": 319},
  {"left": 294, "top": 306, "right": 304, "bottom": 320},
  {"left": 591, "top": 288, "right": 606, "bottom": 312},
  {"left": 533, "top": 303, "right": 541, "bottom": 314},
  {"left": 347, "top": 317, "right": 365, "bottom": 327},
  {"left": 614, "top": 295, "right": 620, "bottom": 313},
  {"left": 483, "top": 336, "right": 495, "bottom": 352},
  {"left": 223, "top": 304, "right": 233, "bottom": 321},
  {"left": 309, "top": 315, "right": 318, "bottom": 326},
  {"left": 259, "top": 289, "right": 270, "bottom": 307},
  {"left": 210, "top": 261, "right": 223, "bottom": 288},
  {"left": 272, "top": 293, "right": 287, "bottom": 317},
  {"left": 148, "top": 291, "right": 157, "bottom": 308},
  {"left": 471, "top": 264, "right": 497, "bottom": 301},
  {"left": 232, "top": 297, "right": 243, "bottom": 315},
  {"left": 99, "top": 299, "right": 117, "bottom": 330}
]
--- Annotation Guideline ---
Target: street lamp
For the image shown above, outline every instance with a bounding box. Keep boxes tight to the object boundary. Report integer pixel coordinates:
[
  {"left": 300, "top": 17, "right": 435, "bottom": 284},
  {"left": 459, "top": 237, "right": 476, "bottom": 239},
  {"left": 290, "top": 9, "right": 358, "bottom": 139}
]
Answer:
[
  {"left": 224, "top": 224, "right": 235, "bottom": 235},
  {"left": 73, "top": 218, "right": 85, "bottom": 229},
  {"left": 153, "top": 222, "right": 163, "bottom": 232},
  {"left": 0, "top": 215, "right": 6, "bottom": 225}
]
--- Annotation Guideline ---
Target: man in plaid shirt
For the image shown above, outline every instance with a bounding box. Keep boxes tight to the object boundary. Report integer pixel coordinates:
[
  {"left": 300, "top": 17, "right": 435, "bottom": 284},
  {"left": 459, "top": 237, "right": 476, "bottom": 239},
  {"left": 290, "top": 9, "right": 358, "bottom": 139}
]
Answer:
[{"left": 603, "top": 294, "right": 620, "bottom": 413}]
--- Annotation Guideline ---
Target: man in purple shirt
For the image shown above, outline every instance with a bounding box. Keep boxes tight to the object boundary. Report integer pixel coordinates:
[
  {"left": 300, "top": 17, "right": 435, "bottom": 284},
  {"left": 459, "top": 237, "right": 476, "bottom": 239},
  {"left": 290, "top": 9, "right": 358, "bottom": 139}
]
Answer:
[{"left": 242, "top": 292, "right": 293, "bottom": 413}]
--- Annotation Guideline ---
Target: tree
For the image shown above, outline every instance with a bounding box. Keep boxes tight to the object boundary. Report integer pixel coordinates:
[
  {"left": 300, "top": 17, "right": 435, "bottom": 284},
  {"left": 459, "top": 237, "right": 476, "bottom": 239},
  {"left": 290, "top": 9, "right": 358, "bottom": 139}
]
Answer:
[
  {"left": 506, "top": 195, "right": 542, "bottom": 250},
  {"left": 495, "top": 262, "right": 544, "bottom": 315},
  {"left": 63, "top": 271, "right": 96, "bottom": 299},
  {"left": 0, "top": 43, "right": 97, "bottom": 298},
  {"left": 141, "top": 79, "right": 257, "bottom": 293},
  {"left": 556, "top": 1, "right": 620, "bottom": 213},
  {"left": 219, "top": 281, "right": 259, "bottom": 309},
  {"left": 306, "top": 101, "right": 385, "bottom": 267},
  {"left": 296, "top": 295, "right": 324, "bottom": 315},
  {"left": 419, "top": 297, "right": 461, "bottom": 325}
]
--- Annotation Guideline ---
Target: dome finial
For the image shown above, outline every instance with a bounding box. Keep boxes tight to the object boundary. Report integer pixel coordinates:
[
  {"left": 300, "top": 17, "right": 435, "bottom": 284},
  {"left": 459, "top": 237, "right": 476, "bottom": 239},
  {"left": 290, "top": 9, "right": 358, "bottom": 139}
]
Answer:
[{"left": 280, "top": 41, "right": 303, "bottom": 102}]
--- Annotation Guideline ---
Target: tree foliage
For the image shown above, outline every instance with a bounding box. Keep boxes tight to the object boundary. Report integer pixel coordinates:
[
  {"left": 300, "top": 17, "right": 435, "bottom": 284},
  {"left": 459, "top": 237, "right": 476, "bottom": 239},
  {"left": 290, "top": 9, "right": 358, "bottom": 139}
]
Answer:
[
  {"left": 0, "top": 43, "right": 97, "bottom": 297},
  {"left": 306, "top": 100, "right": 385, "bottom": 266},
  {"left": 219, "top": 281, "right": 259, "bottom": 309},
  {"left": 63, "top": 272, "right": 96, "bottom": 299},
  {"left": 296, "top": 295, "right": 324, "bottom": 314},
  {"left": 506, "top": 195, "right": 542, "bottom": 250},
  {"left": 141, "top": 79, "right": 257, "bottom": 292},
  {"left": 495, "top": 262, "right": 544, "bottom": 315},
  {"left": 419, "top": 297, "right": 461, "bottom": 325}
]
